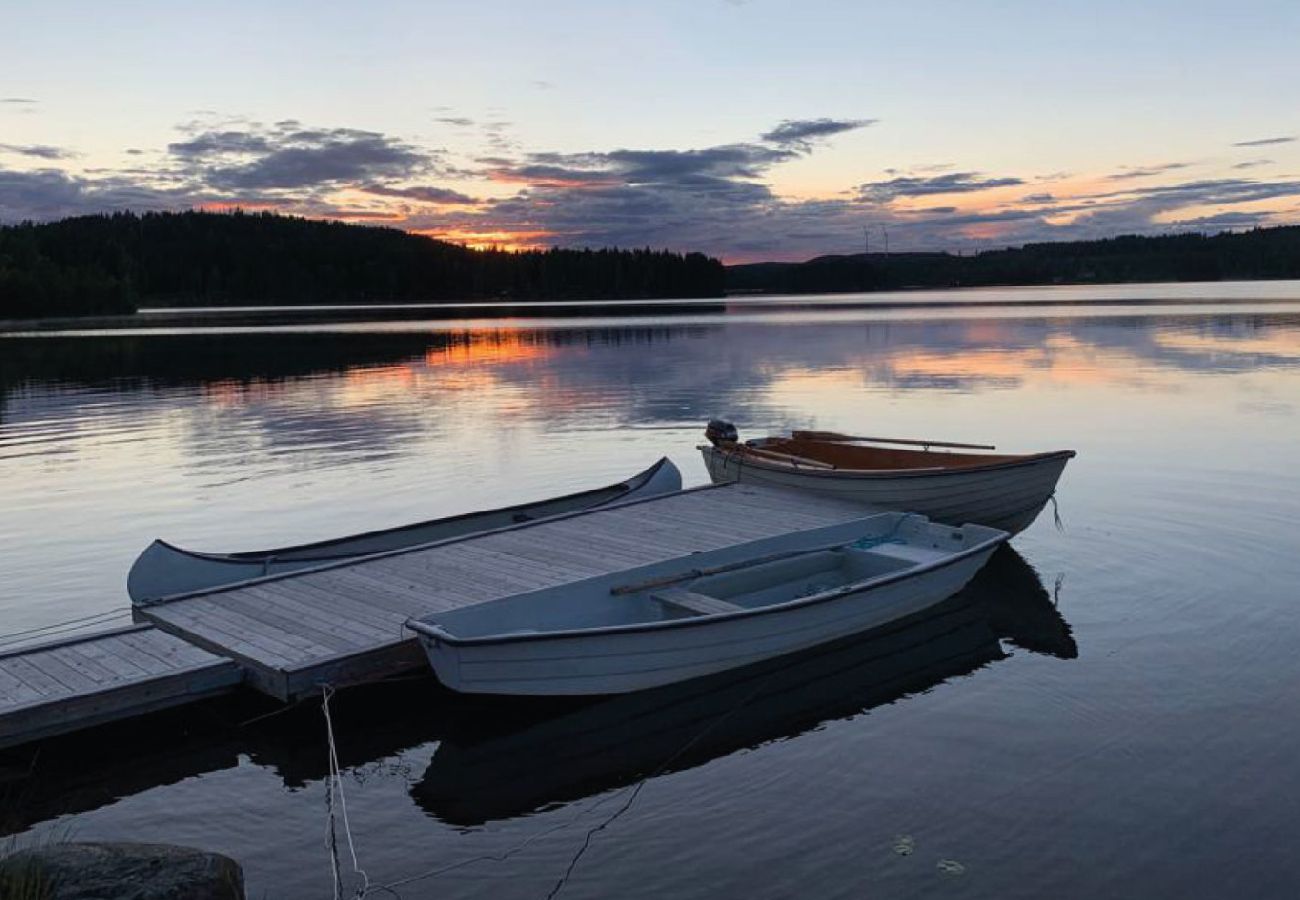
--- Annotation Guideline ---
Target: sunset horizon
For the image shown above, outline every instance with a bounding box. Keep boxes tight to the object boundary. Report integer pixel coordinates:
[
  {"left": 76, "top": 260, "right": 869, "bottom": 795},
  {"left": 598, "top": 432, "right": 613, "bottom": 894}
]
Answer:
[{"left": 3, "top": 1, "right": 1298, "bottom": 264}]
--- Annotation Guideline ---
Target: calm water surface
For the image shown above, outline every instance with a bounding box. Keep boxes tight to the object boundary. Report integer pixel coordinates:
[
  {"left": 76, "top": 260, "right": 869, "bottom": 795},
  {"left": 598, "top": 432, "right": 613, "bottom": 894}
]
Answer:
[{"left": 3, "top": 285, "right": 1300, "bottom": 898}]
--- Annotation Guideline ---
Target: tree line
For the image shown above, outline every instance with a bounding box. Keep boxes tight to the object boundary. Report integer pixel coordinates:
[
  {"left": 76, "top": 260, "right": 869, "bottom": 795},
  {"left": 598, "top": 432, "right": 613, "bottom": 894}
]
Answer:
[
  {"left": 0, "top": 210, "right": 726, "bottom": 318},
  {"left": 726, "top": 226, "right": 1300, "bottom": 294}
]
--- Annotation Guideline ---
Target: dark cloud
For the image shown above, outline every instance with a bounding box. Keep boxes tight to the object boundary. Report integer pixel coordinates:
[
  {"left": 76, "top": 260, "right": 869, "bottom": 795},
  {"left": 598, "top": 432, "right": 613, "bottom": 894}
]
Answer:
[
  {"left": 361, "top": 183, "right": 480, "bottom": 205},
  {"left": 1232, "top": 159, "right": 1272, "bottom": 170},
  {"left": 435, "top": 117, "right": 474, "bottom": 127},
  {"left": 0, "top": 167, "right": 190, "bottom": 222},
  {"left": 1107, "top": 162, "right": 1189, "bottom": 180},
  {"left": 1232, "top": 136, "right": 1295, "bottom": 147},
  {"left": 856, "top": 172, "right": 1024, "bottom": 202},
  {"left": 1167, "top": 210, "right": 1273, "bottom": 230},
  {"left": 169, "top": 122, "right": 433, "bottom": 191},
  {"left": 760, "top": 118, "right": 875, "bottom": 147},
  {"left": 0, "top": 143, "right": 76, "bottom": 160},
  {"left": 168, "top": 130, "right": 272, "bottom": 158},
  {"left": 1, "top": 98, "right": 37, "bottom": 104}
]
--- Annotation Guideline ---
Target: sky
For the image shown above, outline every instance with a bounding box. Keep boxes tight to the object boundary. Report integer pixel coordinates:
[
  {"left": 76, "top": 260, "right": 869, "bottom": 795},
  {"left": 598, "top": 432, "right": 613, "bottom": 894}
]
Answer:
[{"left": 1, "top": 0, "right": 1298, "bottom": 262}]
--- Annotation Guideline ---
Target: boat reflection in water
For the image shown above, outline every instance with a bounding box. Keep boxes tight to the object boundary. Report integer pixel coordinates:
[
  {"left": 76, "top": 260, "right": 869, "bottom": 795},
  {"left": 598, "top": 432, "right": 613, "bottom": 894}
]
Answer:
[{"left": 412, "top": 544, "right": 1075, "bottom": 825}]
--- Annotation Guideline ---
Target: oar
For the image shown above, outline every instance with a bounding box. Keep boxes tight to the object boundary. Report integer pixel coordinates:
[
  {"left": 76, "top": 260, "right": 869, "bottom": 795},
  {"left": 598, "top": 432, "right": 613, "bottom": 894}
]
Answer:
[
  {"left": 722, "top": 442, "right": 835, "bottom": 469},
  {"left": 792, "top": 430, "right": 995, "bottom": 451}
]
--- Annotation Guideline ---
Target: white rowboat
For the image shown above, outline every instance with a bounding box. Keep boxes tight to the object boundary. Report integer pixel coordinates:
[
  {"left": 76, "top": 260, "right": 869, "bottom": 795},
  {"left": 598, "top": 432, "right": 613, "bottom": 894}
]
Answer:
[
  {"left": 700, "top": 427, "right": 1074, "bottom": 535},
  {"left": 407, "top": 513, "right": 1008, "bottom": 696},
  {"left": 127, "top": 457, "right": 681, "bottom": 603}
]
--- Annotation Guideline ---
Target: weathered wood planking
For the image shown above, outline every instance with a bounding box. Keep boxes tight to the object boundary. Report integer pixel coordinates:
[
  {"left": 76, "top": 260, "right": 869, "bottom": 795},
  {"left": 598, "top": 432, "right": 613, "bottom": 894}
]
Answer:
[
  {"left": 0, "top": 624, "right": 243, "bottom": 750},
  {"left": 141, "top": 483, "right": 880, "bottom": 700}
]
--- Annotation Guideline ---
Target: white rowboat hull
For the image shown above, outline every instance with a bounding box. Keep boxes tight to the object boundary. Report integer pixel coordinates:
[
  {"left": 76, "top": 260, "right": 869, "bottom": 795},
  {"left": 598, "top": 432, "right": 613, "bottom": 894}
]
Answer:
[
  {"left": 416, "top": 536, "right": 999, "bottom": 696},
  {"left": 700, "top": 446, "right": 1071, "bottom": 535}
]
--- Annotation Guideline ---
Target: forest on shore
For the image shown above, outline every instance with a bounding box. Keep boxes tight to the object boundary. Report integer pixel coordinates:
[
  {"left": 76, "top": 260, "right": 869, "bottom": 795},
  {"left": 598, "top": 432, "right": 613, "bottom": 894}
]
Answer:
[
  {"left": 3, "top": 210, "right": 1299, "bottom": 319},
  {"left": 726, "top": 226, "right": 1300, "bottom": 294},
  {"left": 0, "top": 210, "right": 726, "bottom": 318}
]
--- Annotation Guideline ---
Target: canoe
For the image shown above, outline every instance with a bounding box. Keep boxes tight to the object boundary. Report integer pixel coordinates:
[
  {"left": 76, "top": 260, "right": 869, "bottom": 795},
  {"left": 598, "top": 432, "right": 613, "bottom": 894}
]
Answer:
[
  {"left": 407, "top": 512, "right": 1008, "bottom": 696},
  {"left": 414, "top": 544, "right": 1068, "bottom": 824},
  {"left": 127, "top": 457, "right": 682, "bottom": 603},
  {"left": 699, "top": 424, "right": 1075, "bottom": 535}
]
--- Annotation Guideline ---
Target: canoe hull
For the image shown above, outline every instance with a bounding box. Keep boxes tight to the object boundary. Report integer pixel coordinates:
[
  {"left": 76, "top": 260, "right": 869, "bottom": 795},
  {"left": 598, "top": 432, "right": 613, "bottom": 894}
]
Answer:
[
  {"left": 417, "top": 541, "right": 998, "bottom": 696},
  {"left": 128, "top": 457, "right": 681, "bottom": 603},
  {"left": 700, "top": 446, "right": 1071, "bottom": 535}
]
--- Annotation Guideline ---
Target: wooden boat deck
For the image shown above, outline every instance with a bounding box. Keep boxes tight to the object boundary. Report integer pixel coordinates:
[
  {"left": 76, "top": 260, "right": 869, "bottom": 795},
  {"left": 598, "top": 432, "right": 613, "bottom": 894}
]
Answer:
[
  {"left": 140, "top": 483, "right": 879, "bottom": 700},
  {"left": 0, "top": 624, "right": 243, "bottom": 750}
]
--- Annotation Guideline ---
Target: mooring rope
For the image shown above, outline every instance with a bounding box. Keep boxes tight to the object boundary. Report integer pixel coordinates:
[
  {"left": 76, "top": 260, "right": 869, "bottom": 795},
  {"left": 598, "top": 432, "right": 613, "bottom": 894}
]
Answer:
[
  {"left": 0, "top": 607, "right": 132, "bottom": 650},
  {"left": 316, "top": 653, "right": 788, "bottom": 900},
  {"left": 322, "top": 685, "right": 371, "bottom": 899}
]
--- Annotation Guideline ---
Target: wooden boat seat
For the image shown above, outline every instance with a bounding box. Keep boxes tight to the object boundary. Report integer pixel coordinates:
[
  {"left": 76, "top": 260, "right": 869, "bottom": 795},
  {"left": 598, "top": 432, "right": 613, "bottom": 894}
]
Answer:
[{"left": 650, "top": 588, "right": 745, "bottom": 617}]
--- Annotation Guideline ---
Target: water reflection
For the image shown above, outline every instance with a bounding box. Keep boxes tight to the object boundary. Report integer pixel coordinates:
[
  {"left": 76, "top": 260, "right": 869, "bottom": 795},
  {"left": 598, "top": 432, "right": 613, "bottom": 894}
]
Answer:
[
  {"left": 413, "top": 545, "right": 1072, "bottom": 826},
  {"left": 0, "top": 546, "right": 1069, "bottom": 837},
  {"left": 3, "top": 304, "right": 1299, "bottom": 635}
]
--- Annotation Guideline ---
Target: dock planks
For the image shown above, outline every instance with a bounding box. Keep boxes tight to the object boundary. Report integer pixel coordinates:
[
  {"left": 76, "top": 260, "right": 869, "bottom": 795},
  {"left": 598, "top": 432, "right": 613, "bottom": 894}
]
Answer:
[
  {"left": 141, "top": 483, "right": 879, "bottom": 700},
  {"left": 0, "top": 624, "right": 243, "bottom": 750}
]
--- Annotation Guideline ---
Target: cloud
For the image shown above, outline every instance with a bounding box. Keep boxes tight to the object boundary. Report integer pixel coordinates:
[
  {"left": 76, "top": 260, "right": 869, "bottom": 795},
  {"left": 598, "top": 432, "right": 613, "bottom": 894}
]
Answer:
[
  {"left": 5, "top": 110, "right": 1300, "bottom": 262},
  {"left": 856, "top": 172, "right": 1024, "bottom": 202},
  {"left": 0, "top": 166, "right": 192, "bottom": 222},
  {"left": 1232, "top": 136, "right": 1295, "bottom": 147},
  {"left": 0, "top": 143, "right": 77, "bottom": 160},
  {"left": 1167, "top": 210, "right": 1273, "bottom": 230},
  {"left": 435, "top": 117, "right": 474, "bottom": 127},
  {"left": 760, "top": 118, "right": 875, "bottom": 148},
  {"left": 531, "top": 80, "right": 556, "bottom": 90},
  {"left": 169, "top": 122, "right": 434, "bottom": 191},
  {"left": 361, "top": 183, "right": 480, "bottom": 205},
  {"left": 1232, "top": 159, "right": 1272, "bottom": 170},
  {"left": 168, "top": 130, "right": 272, "bottom": 158},
  {"left": 1107, "top": 162, "right": 1190, "bottom": 180},
  {"left": 2, "top": 98, "right": 37, "bottom": 104}
]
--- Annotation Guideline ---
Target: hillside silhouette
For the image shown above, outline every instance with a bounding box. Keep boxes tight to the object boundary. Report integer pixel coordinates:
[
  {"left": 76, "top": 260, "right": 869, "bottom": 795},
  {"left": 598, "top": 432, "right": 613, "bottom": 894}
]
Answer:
[
  {"left": 0, "top": 210, "right": 725, "bottom": 318},
  {"left": 726, "top": 226, "right": 1300, "bottom": 294}
]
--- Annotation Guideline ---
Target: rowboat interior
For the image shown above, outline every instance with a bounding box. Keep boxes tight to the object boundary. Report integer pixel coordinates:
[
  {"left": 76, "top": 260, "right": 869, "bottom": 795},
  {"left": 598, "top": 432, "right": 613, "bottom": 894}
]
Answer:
[
  {"left": 727, "top": 435, "right": 1057, "bottom": 472},
  {"left": 412, "top": 514, "right": 1005, "bottom": 641}
]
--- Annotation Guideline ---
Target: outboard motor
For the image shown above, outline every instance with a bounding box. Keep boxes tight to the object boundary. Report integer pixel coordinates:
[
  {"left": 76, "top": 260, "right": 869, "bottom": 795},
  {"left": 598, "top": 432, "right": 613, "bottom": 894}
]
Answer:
[{"left": 705, "top": 418, "right": 739, "bottom": 446}]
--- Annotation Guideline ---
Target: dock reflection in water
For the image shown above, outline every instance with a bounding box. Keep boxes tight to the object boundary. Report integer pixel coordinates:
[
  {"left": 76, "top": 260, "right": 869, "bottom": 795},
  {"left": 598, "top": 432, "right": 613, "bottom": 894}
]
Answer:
[{"left": 413, "top": 544, "right": 1074, "bottom": 826}]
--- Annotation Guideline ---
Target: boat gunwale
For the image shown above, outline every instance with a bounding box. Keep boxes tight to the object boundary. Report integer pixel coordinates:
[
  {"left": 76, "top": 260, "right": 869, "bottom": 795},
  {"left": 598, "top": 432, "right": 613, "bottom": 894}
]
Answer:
[
  {"left": 407, "top": 523, "right": 1009, "bottom": 648},
  {"left": 702, "top": 444, "right": 1076, "bottom": 479},
  {"left": 149, "top": 456, "right": 676, "bottom": 565}
]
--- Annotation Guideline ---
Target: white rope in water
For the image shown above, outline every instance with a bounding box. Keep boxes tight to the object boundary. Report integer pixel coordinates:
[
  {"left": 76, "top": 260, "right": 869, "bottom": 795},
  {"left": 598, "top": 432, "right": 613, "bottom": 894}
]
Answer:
[
  {"left": 348, "top": 663, "right": 786, "bottom": 900},
  {"left": 322, "top": 685, "right": 371, "bottom": 899}
]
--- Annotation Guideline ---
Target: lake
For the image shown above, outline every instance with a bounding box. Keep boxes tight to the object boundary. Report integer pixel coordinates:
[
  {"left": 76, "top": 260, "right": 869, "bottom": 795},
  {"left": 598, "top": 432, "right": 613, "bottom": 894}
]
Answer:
[{"left": 3, "top": 282, "right": 1300, "bottom": 898}]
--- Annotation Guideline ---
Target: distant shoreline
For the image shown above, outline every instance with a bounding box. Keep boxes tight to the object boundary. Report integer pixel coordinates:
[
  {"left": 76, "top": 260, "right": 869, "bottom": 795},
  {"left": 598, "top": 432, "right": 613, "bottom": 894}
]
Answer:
[{"left": 3, "top": 279, "right": 1298, "bottom": 335}]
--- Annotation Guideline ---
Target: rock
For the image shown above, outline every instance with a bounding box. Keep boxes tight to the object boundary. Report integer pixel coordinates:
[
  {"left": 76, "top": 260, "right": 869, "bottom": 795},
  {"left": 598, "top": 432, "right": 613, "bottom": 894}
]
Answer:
[{"left": 0, "top": 842, "right": 244, "bottom": 899}]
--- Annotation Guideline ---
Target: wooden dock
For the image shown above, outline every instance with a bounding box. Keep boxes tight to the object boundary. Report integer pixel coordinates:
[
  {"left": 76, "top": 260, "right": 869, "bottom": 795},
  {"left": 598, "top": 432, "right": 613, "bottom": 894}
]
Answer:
[
  {"left": 0, "top": 483, "right": 879, "bottom": 749},
  {"left": 0, "top": 624, "right": 243, "bottom": 750},
  {"left": 139, "top": 483, "right": 876, "bottom": 700}
]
